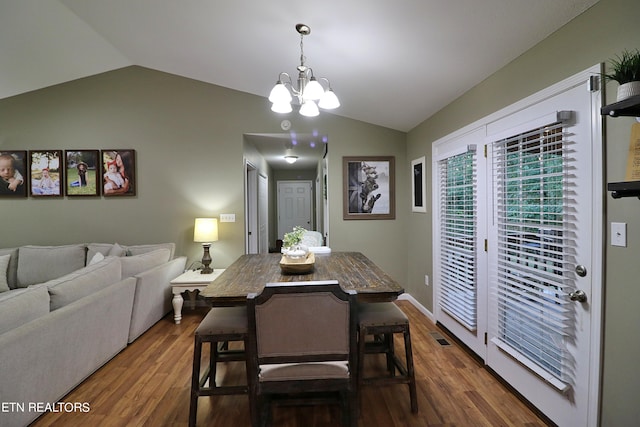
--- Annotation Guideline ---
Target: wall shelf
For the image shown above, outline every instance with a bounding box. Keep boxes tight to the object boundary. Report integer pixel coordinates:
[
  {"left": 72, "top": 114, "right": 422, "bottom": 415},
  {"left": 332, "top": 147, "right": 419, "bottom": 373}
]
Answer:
[
  {"left": 600, "top": 94, "right": 640, "bottom": 117},
  {"left": 602, "top": 95, "right": 640, "bottom": 198},
  {"left": 607, "top": 181, "right": 640, "bottom": 199}
]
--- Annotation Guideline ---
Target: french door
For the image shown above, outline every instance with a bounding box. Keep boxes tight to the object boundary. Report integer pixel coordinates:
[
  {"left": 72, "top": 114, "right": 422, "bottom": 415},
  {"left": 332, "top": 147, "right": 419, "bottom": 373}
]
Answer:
[{"left": 433, "top": 66, "right": 603, "bottom": 426}]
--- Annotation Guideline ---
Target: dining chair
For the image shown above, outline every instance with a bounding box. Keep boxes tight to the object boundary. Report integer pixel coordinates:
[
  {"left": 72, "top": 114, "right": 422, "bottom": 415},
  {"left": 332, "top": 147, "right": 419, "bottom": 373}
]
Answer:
[
  {"left": 357, "top": 302, "right": 418, "bottom": 413},
  {"left": 189, "top": 306, "right": 249, "bottom": 427},
  {"left": 246, "top": 280, "right": 358, "bottom": 427}
]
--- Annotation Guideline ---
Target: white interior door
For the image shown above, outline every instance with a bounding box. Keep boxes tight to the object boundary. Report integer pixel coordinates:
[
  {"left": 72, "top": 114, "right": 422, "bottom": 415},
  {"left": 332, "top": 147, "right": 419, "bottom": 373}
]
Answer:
[
  {"left": 277, "top": 180, "right": 312, "bottom": 239},
  {"left": 485, "top": 77, "right": 602, "bottom": 427}
]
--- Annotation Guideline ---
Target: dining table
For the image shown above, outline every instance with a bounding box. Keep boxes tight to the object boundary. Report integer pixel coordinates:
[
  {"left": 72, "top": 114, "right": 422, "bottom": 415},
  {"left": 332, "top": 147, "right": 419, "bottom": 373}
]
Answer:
[{"left": 199, "top": 251, "right": 404, "bottom": 306}]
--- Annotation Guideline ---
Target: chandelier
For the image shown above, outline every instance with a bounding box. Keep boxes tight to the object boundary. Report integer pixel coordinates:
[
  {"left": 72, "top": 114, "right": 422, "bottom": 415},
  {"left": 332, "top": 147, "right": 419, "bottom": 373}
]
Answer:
[{"left": 268, "top": 24, "right": 340, "bottom": 117}]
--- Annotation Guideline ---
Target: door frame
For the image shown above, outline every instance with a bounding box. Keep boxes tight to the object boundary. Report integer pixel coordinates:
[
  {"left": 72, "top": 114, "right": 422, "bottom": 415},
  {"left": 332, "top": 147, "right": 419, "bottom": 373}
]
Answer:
[{"left": 245, "top": 160, "right": 258, "bottom": 254}]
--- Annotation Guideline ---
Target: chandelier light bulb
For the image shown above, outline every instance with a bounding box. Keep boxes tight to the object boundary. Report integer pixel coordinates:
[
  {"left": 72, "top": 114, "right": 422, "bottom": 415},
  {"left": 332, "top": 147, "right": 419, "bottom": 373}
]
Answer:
[
  {"left": 299, "top": 99, "right": 319, "bottom": 117},
  {"left": 269, "top": 82, "right": 292, "bottom": 104},
  {"left": 302, "top": 77, "right": 324, "bottom": 101},
  {"left": 318, "top": 89, "right": 340, "bottom": 110},
  {"left": 271, "top": 101, "right": 293, "bottom": 114}
]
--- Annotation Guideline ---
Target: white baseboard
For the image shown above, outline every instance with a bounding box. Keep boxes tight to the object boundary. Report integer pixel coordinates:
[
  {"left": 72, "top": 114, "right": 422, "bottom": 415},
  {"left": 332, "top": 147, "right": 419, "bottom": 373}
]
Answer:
[{"left": 397, "top": 293, "right": 434, "bottom": 323}]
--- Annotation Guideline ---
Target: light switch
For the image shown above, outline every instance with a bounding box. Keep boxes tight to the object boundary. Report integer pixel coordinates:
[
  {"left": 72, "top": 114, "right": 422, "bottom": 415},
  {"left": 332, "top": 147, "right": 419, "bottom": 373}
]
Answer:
[
  {"left": 220, "top": 214, "right": 235, "bottom": 223},
  {"left": 611, "top": 222, "right": 627, "bottom": 247}
]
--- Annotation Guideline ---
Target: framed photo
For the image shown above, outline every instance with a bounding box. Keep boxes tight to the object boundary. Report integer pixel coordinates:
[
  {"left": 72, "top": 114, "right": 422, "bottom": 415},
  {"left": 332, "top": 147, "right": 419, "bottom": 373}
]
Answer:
[
  {"left": 343, "top": 156, "right": 395, "bottom": 220},
  {"left": 29, "top": 150, "right": 63, "bottom": 197},
  {"left": 0, "top": 150, "right": 27, "bottom": 198},
  {"left": 411, "top": 156, "right": 427, "bottom": 213},
  {"left": 101, "top": 150, "right": 136, "bottom": 197},
  {"left": 65, "top": 150, "right": 100, "bottom": 197}
]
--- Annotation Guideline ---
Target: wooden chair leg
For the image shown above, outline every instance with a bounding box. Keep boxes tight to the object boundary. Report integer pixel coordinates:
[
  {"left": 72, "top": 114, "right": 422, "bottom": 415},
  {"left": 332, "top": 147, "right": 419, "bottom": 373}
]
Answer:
[
  {"left": 189, "top": 337, "right": 202, "bottom": 427},
  {"left": 403, "top": 326, "right": 418, "bottom": 413}
]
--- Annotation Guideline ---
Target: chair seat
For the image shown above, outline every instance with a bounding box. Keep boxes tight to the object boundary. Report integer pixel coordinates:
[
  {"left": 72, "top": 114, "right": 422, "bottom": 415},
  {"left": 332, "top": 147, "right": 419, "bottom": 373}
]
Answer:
[
  {"left": 195, "top": 306, "right": 247, "bottom": 335},
  {"left": 358, "top": 302, "right": 408, "bottom": 327},
  {"left": 357, "top": 302, "right": 418, "bottom": 414},
  {"left": 260, "top": 361, "right": 349, "bottom": 381}
]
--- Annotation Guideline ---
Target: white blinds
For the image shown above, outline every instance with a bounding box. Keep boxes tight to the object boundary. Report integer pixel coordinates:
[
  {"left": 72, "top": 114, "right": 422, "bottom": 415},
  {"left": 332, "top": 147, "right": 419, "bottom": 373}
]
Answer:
[
  {"left": 438, "top": 150, "right": 477, "bottom": 331},
  {"left": 491, "top": 121, "right": 575, "bottom": 391}
]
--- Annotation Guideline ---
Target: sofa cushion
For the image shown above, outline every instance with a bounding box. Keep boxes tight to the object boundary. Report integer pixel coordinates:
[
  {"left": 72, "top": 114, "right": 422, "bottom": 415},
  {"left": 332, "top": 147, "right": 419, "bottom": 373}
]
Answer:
[
  {"left": 120, "top": 248, "right": 171, "bottom": 279},
  {"left": 0, "top": 254, "right": 10, "bottom": 293},
  {"left": 0, "top": 248, "right": 19, "bottom": 290},
  {"left": 86, "top": 243, "right": 114, "bottom": 263},
  {"left": 0, "top": 285, "right": 50, "bottom": 335},
  {"left": 43, "top": 257, "right": 122, "bottom": 310},
  {"left": 17, "top": 244, "right": 86, "bottom": 288},
  {"left": 125, "top": 243, "right": 175, "bottom": 259}
]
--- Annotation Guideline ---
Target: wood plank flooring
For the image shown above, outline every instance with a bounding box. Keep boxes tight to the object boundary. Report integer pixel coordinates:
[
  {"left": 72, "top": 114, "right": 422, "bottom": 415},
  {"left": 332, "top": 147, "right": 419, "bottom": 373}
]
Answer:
[{"left": 30, "top": 301, "right": 549, "bottom": 427}]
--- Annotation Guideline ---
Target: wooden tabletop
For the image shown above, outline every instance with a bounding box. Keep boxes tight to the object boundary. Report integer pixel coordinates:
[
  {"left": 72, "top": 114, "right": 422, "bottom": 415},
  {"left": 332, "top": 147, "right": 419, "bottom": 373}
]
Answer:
[{"left": 199, "top": 252, "right": 404, "bottom": 305}]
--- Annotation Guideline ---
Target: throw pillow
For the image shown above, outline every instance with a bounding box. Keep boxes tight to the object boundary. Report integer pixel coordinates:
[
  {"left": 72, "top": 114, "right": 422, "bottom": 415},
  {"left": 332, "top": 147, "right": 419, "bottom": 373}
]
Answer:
[
  {"left": 0, "top": 254, "right": 10, "bottom": 293},
  {"left": 88, "top": 252, "right": 105, "bottom": 265},
  {"left": 108, "top": 243, "right": 126, "bottom": 257}
]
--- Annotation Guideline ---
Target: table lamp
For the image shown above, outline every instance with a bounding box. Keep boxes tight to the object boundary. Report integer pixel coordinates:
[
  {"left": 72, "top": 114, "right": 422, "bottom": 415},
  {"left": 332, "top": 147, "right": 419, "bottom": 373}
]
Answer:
[{"left": 194, "top": 218, "right": 218, "bottom": 274}]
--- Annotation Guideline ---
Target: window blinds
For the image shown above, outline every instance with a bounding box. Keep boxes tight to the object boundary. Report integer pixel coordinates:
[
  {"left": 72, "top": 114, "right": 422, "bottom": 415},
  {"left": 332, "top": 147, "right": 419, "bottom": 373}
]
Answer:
[
  {"left": 490, "top": 121, "right": 575, "bottom": 391},
  {"left": 438, "top": 150, "right": 477, "bottom": 331}
]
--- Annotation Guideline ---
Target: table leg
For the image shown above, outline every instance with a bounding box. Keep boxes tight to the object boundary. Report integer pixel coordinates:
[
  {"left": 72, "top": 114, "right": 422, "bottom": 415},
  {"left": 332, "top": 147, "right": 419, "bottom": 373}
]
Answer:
[{"left": 172, "top": 291, "right": 184, "bottom": 324}]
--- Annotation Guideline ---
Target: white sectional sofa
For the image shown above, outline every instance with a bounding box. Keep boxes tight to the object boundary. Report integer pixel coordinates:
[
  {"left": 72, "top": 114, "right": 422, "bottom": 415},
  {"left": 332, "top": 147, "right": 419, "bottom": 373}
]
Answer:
[{"left": 0, "top": 243, "right": 187, "bottom": 427}]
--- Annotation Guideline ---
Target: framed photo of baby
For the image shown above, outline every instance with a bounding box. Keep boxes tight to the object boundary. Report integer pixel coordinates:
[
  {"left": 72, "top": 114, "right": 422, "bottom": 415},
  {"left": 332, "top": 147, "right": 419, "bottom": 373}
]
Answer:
[
  {"left": 0, "top": 150, "right": 27, "bottom": 198},
  {"left": 65, "top": 150, "right": 100, "bottom": 197},
  {"left": 342, "top": 156, "right": 395, "bottom": 220},
  {"left": 101, "top": 150, "right": 136, "bottom": 197},
  {"left": 29, "top": 150, "right": 63, "bottom": 197}
]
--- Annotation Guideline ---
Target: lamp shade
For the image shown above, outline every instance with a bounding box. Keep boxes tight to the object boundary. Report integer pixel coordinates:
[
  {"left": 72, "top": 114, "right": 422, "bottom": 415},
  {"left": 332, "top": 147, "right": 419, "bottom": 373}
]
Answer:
[
  {"left": 194, "top": 218, "right": 218, "bottom": 243},
  {"left": 299, "top": 99, "right": 319, "bottom": 117},
  {"left": 318, "top": 89, "right": 340, "bottom": 110}
]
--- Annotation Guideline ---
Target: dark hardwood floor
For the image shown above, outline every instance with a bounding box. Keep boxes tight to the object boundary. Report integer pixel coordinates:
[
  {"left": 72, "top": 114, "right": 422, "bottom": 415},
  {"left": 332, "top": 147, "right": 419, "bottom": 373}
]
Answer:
[{"left": 30, "top": 301, "right": 548, "bottom": 427}]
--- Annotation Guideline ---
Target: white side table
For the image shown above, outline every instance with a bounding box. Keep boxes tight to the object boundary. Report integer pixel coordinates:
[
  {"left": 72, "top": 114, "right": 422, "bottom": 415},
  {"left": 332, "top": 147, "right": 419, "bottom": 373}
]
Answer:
[{"left": 170, "top": 269, "right": 224, "bottom": 324}]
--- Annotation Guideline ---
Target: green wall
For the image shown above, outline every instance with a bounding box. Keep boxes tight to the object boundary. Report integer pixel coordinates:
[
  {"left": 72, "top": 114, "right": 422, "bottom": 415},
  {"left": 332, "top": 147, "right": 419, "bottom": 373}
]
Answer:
[
  {"left": 2, "top": 0, "right": 638, "bottom": 422},
  {"left": 406, "top": 0, "right": 640, "bottom": 424},
  {"left": 0, "top": 66, "right": 408, "bottom": 285}
]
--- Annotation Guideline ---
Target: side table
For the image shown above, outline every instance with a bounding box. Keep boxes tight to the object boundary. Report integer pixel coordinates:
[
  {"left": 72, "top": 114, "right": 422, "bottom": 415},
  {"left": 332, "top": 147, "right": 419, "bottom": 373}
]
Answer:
[{"left": 170, "top": 269, "right": 224, "bottom": 324}]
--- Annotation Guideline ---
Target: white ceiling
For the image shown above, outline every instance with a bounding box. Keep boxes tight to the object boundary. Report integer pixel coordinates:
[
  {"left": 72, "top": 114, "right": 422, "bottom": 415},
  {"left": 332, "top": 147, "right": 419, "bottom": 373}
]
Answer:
[{"left": 1, "top": 0, "right": 599, "bottom": 133}]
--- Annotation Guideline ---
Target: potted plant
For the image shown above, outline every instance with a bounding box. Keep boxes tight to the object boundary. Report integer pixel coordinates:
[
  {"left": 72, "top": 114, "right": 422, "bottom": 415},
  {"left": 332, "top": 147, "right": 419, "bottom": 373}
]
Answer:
[
  {"left": 282, "top": 226, "right": 308, "bottom": 259},
  {"left": 605, "top": 48, "right": 640, "bottom": 102}
]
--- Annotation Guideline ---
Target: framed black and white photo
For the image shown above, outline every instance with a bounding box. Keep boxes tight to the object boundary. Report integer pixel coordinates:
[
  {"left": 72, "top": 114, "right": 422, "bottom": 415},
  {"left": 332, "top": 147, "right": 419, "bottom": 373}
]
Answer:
[
  {"left": 343, "top": 156, "right": 395, "bottom": 220},
  {"left": 411, "top": 156, "right": 427, "bottom": 213}
]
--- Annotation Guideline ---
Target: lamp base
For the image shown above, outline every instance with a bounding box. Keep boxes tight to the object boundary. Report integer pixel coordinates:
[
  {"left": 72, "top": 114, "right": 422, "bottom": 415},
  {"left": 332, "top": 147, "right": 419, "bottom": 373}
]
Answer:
[{"left": 201, "top": 243, "right": 213, "bottom": 274}]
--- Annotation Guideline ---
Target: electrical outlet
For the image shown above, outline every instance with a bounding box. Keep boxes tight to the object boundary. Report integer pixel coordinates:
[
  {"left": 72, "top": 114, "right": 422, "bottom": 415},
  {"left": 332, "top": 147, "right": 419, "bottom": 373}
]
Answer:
[
  {"left": 220, "top": 214, "right": 235, "bottom": 223},
  {"left": 425, "top": 274, "right": 430, "bottom": 286},
  {"left": 611, "top": 222, "right": 627, "bottom": 247}
]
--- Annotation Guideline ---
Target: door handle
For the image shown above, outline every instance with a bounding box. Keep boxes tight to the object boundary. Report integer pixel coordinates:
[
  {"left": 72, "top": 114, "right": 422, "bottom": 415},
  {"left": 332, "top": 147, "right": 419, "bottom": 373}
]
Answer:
[{"left": 569, "top": 289, "right": 587, "bottom": 303}]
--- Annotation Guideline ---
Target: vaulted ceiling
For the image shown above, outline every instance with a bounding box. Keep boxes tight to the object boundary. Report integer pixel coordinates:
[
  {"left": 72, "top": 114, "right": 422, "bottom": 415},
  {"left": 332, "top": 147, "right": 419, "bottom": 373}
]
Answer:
[{"left": 1, "top": 0, "right": 599, "bottom": 132}]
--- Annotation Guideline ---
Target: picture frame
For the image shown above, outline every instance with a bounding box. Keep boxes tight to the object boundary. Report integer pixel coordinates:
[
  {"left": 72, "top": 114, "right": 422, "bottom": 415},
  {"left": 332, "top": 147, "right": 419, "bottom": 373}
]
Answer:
[
  {"left": 0, "top": 150, "right": 28, "bottom": 198},
  {"left": 29, "top": 150, "right": 63, "bottom": 197},
  {"left": 101, "top": 149, "right": 136, "bottom": 197},
  {"left": 411, "top": 156, "right": 427, "bottom": 213},
  {"left": 65, "top": 150, "right": 100, "bottom": 197},
  {"left": 343, "top": 156, "right": 395, "bottom": 220}
]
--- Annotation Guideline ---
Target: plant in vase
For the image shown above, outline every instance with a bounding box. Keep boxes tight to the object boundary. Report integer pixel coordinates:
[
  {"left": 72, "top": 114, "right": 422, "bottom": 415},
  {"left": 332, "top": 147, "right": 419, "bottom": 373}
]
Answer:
[
  {"left": 605, "top": 48, "right": 640, "bottom": 102},
  {"left": 282, "top": 226, "right": 308, "bottom": 259}
]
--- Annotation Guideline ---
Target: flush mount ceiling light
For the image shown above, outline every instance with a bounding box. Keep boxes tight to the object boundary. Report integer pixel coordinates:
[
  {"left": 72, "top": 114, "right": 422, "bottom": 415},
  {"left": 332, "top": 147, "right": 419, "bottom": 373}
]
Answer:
[
  {"left": 284, "top": 155, "right": 298, "bottom": 164},
  {"left": 269, "top": 24, "right": 340, "bottom": 117}
]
